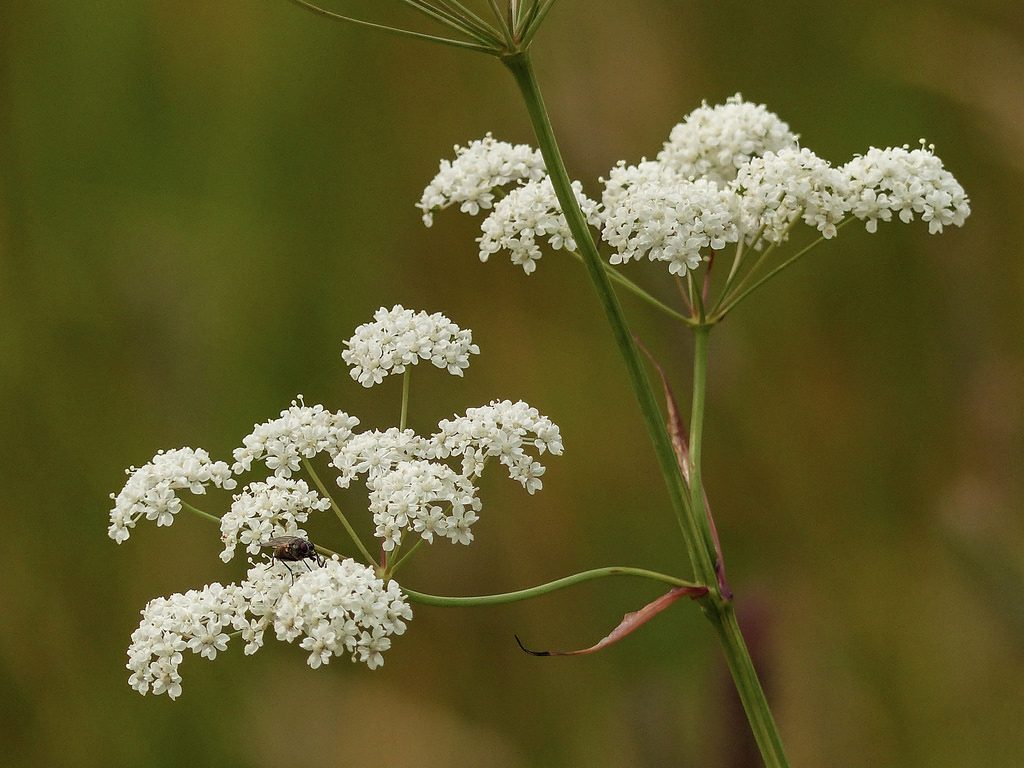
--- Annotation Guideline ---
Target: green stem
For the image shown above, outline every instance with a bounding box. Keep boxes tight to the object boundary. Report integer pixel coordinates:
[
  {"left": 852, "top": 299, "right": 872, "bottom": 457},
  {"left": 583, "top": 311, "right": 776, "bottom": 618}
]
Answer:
[
  {"left": 301, "top": 458, "right": 376, "bottom": 564},
  {"left": 403, "top": 566, "right": 701, "bottom": 606},
  {"left": 181, "top": 501, "right": 223, "bottom": 526},
  {"left": 485, "top": 0, "right": 515, "bottom": 46},
  {"left": 400, "top": 369, "right": 411, "bottom": 431},
  {"left": 719, "top": 233, "right": 755, "bottom": 305},
  {"left": 521, "top": 0, "right": 557, "bottom": 43},
  {"left": 713, "top": 240, "right": 779, "bottom": 315},
  {"left": 712, "top": 218, "right": 855, "bottom": 321},
  {"left": 400, "top": 0, "right": 501, "bottom": 46},
  {"left": 436, "top": 0, "right": 505, "bottom": 43},
  {"left": 687, "top": 324, "right": 719, "bottom": 567},
  {"left": 502, "top": 51, "right": 713, "bottom": 585},
  {"left": 284, "top": 0, "right": 497, "bottom": 54},
  {"left": 388, "top": 537, "right": 424, "bottom": 576},
  {"left": 567, "top": 250, "right": 694, "bottom": 325},
  {"left": 707, "top": 604, "right": 791, "bottom": 768},
  {"left": 504, "top": 50, "right": 789, "bottom": 767}
]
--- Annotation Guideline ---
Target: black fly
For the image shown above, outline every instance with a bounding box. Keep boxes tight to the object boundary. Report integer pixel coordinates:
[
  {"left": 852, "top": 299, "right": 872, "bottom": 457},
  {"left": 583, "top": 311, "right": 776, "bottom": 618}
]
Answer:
[{"left": 260, "top": 536, "right": 325, "bottom": 582}]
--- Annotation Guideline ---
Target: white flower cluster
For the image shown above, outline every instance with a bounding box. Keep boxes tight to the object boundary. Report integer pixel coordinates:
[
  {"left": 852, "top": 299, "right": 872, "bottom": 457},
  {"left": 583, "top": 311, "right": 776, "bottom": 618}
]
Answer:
[
  {"left": 232, "top": 398, "right": 359, "bottom": 477},
  {"left": 367, "top": 460, "right": 481, "bottom": 551},
  {"left": 342, "top": 305, "right": 480, "bottom": 387},
  {"left": 127, "top": 582, "right": 249, "bottom": 699},
  {"left": 256, "top": 557, "right": 412, "bottom": 671},
  {"left": 734, "top": 147, "right": 847, "bottom": 243},
  {"left": 108, "top": 447, "right": 236, "bottom": 544},
  {"left": 431, "top": 399, "right": 564, "bottom": 494},
  {"left": 326, "top": 400, "right": 563, "bottom": 549},
  {"left": 422, "top": 95, "right": 969, "bottom": 277},
  {"left": 478, "top": 177, "right": 601, "bottom": 274},
  {"left": 114, "top": 307, "right": 564, "bottom": 700},
  {"left": 126, "top": 559, "right": 412, "bottom": 697},
  {"left": 218, "top": 476, "right": 331, "bottom": 563},
  {"left": 602, "top": 175, "right": 741, "bottom": 275},
  {"left": 839, "top": 142, "right": 971, "bottom": 234},
  {"left": 417, "top": 133, "right": 547, "bottom": 226},
  {"left": 657, "top": 94, "right": 799, "bottom": 184},
  {"left": 332, "top": 427, "right": 430, "bottom": 488}
]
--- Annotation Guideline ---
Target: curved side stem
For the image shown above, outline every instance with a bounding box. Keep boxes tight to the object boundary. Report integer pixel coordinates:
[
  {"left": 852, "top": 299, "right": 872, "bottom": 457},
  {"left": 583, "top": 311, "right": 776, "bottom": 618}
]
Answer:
[
  {"left": 403, "top": 566, "right": 702, "bottom": 607},
  {"left": 566, "top": 250, "right": 695, "bottom": 325},
  {"left": 181, "top": 501, "right": 223, "bottom": 526}
]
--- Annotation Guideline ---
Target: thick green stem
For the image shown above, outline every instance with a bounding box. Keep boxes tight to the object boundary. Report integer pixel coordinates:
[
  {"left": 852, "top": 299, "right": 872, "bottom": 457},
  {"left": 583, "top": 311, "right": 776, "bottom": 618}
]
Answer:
[
  {"left": 403, "top": 566, "right": 700, "bottom": 607},
  {"left": 502, "top": 51, "right": 713, "bottom": 586},
  {"left": 707, "top": 604, "right": 791, "bottom": 768},
  {"left": 503, "top": 50, "right": 789, "bottom": 767}
]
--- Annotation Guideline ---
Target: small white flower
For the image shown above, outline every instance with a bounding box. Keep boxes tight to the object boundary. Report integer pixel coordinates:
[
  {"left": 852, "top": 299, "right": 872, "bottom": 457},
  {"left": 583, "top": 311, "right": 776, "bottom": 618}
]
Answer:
[
  {"left": 477, "top": 177, "right": 602, "bottom": 274},
  {"left": 232, "top": 397, "right": 359, "bottom": 477},
  {"left": 108, "top": 447, "right": 236, "bottom": 544},
  {"left": 430, "top": 399, "right": 564, "bottom": 494},
  {"left": 658, "top": 94, "right": 799, "bottom": 184},
  {"left": 840, "top": 141, "right": 970, "bottom": 234},
  {"left": 219, "top": 476, "right": 331, "bottom": 563},
  {"left": 300, "top": 623, "right": 337, "bottom": 669},
  {"left": 417, "top": 133, "right": 547, "bottom": 226},
  {"left": 342, "top": 305, "right": 480, "bottom": 387}
]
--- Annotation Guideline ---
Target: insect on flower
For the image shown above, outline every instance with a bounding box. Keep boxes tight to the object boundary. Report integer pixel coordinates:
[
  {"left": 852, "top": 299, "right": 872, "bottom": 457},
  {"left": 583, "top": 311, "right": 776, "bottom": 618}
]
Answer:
[{"left": 260, "top": 536, "right": 326, "bottom": 580}]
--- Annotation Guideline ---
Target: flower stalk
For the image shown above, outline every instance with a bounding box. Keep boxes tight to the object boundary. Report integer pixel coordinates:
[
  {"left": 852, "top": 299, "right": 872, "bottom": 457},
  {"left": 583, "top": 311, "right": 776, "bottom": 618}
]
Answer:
[
  {"left": 501, "top": 49, "right": 790, "bottom": 768},
  {"left": 301, "top": 458, "right": 376, "bottom": 564},
  {"left": 502, "top": 51, "right": 715, "bottom": 588}
]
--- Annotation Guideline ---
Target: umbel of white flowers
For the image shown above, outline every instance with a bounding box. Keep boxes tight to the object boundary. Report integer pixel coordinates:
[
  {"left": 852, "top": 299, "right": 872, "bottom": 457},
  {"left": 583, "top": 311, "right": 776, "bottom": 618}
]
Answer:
[
  {"left": 109, "top": 306, "right": 563, "bottom": 698},
  {"left": 418, "top": 95, "right": 970, "bottom": 277}
]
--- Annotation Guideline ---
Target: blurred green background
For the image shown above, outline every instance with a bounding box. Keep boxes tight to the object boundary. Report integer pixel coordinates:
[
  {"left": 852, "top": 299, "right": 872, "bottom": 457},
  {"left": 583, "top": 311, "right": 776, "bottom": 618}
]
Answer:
[{"left": 1, "top": 1, "right": 1022, "bottom": 766}]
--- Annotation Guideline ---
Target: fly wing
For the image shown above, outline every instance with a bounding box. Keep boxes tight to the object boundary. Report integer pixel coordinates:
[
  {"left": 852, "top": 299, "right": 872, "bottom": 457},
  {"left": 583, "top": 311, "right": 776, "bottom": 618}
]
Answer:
[{"left": 260, "top": 536, "right": 298, "bottom": 548}]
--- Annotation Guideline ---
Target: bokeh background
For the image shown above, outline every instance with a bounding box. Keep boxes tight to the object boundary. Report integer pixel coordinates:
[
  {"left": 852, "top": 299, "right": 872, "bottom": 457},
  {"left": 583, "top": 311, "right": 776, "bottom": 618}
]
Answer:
[{"left": 2, "top": 1, "right": 1022, "bottom": 766}]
